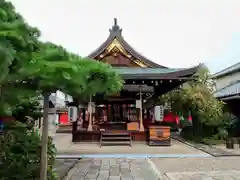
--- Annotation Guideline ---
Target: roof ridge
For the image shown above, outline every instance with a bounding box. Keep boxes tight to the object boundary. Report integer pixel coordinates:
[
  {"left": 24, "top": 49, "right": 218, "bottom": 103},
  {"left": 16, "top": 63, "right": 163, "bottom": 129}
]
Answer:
[
  {"left": 212, "top": 62, "right": 240, "bottom": 78},
  {"left": 109, "top": 18, "right": 122, "bottom": 36},
  {"left": 87, "top": 18, "right": 168, "bottom": 68}
]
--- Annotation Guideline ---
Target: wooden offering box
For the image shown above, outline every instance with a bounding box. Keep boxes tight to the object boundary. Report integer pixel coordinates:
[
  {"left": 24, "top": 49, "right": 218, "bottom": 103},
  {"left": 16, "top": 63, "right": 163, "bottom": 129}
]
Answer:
[{"left": 148, "top": 126, "right": 171, "bottom": 146}]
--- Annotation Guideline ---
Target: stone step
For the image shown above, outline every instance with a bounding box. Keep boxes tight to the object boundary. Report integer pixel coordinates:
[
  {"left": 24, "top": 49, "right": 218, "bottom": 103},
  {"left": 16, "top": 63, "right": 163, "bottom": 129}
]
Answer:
[
  {"left": 100, "top": 131, "right": 132, "bottom": 147},
  {"left": 102, "top": 133, "right": 130, "bottom": 136},
  {"left": 101, "top": 136, "right": 131, "bottom": 140},
  {"left": 101, "top": 141, "right": 131, "bottom": 145}
]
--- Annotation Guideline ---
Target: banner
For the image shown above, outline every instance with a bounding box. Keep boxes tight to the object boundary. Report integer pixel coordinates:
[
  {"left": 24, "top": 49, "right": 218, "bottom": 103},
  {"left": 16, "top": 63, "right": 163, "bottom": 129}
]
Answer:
[{"left": 154, "top": 105, "right": 164, "bottom": 122}]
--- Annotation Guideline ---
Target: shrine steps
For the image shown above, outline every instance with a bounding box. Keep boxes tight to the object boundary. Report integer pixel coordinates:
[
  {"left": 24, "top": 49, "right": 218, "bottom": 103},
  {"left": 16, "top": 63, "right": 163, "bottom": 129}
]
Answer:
[{"left": 100, "top": 131, "right": 132, "bottom": 147}]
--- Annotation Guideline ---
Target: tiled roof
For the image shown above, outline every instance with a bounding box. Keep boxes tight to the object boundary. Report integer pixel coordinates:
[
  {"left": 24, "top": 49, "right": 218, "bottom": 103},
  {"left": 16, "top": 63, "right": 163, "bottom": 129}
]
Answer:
[
  {"left": 212, "top": 62, "right": 240, "bottom": 79},
  {"left": 114, "top": 67, "right": 183, "bottom": 74},
  {"left": 215, "top": 80, "right": 240, "bottom": 98},
  {"left": 113, "top": 65, "right": 200, "bottom": 79}
]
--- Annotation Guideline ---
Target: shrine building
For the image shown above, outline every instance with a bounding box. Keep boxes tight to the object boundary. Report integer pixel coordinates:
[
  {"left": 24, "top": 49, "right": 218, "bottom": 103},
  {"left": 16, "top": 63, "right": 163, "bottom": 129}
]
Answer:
[{"left": 72, "top": 18, "right": 201, "bottom": 146}]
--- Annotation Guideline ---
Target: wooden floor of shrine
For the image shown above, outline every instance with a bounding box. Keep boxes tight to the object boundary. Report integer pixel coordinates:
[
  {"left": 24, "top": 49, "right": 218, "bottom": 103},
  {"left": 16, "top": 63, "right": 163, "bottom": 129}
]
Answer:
[{"left": 58, "top": 122, "right": 173, "bottom": 147}]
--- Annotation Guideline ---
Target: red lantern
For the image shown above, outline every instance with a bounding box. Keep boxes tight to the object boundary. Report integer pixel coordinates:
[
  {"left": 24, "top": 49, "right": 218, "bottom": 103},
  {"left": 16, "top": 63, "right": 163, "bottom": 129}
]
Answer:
[
  {"left": 175, "top": 115, "right": 180, "bottom": 124},
  {"left": 188, "top": 111, "right": 192, "bottom": 122}
]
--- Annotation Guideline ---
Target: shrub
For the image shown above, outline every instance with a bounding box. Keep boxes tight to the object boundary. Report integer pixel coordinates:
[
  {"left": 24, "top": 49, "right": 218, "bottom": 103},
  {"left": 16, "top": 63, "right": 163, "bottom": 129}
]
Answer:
[
  {"left": 0, "top": 121, "right": 57, "bottom": 180},
  {"left": 180, "top": 126, "right": 198, "bottom": 141},
  {"left": 180, "top": 112, "right": 237, "bottom": 145},
  {"left": 159, "top": 121, "right": 179, "bottom": 132}
]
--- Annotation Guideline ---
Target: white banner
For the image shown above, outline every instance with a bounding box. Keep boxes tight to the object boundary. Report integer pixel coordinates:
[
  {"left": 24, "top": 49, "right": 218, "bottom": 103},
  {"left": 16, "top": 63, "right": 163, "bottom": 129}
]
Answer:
[
  {"left": 154, "top": 105, "right": 164, "bottom": 122},
  {"left": 136, "top": 100, "right": 142, "bottom": 108}
]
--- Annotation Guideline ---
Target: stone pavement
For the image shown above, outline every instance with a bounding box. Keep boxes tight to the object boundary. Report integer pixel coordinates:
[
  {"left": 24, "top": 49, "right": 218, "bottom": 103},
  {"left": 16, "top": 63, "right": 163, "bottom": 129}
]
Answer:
[
  {"left": 54, "top": 134, "right": 240, "bottom": 179},
  {"left": 165, "top": 171, "right": 240, "bottom": 180},
  {"left": 152, "top": 157, "right": 240, "bottom": 180},
  {"left": 65, "top": 158, "right": 159, "bottom": 180},
  {"left": 54, "top": 159, "right": 78, "bottom": 180},
  {"left": 56, "top": 157, "right": 240, "bottom": 180}
]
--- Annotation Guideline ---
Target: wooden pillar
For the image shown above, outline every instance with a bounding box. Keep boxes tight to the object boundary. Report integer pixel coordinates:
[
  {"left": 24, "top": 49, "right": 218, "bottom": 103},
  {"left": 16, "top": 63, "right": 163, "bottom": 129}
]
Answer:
[
  {"left": 92, "top": 102, "right": 95, "bottom": 124},
  {"left": 87, "top": 96, "right": 93, "bottom": 131},
  {"left": 77, "top": 104, "right": 85, "bottom": 130},
  {"left": 139, "top": 86, "right": 144, "bottom": 132}
]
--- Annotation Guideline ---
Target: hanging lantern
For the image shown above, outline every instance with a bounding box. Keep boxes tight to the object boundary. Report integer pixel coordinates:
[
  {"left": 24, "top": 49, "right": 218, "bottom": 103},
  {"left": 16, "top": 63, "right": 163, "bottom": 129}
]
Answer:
[
  {"left": 175, "top": 115, "right": 180, "bottom": 125},
  {"left": 188, "top": 111, "right": 192, "bottom": 122}
]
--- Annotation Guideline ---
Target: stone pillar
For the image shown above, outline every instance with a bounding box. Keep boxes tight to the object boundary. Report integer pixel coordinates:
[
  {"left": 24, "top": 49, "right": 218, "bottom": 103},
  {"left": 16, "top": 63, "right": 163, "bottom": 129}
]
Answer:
[{"left": 48, "top": 113, "right": 58, "bottom": 145}]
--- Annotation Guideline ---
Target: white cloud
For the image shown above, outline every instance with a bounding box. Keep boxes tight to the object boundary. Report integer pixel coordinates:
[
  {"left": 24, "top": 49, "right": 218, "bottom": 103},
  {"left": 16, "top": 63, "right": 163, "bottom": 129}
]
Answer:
[{"left": 9, "top": 0, "right": 240, "bottom": 72}]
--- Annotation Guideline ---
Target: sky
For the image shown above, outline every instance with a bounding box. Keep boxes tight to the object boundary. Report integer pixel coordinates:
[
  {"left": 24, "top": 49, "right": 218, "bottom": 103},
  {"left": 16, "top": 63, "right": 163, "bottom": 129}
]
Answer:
[{"left": 9, "top": 0, "right": 240, "bottom": 73}]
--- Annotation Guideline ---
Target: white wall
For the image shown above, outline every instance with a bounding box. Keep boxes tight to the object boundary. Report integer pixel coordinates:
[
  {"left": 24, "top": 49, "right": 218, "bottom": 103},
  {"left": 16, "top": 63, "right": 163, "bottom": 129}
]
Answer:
[{"left": 49, "top": 90, "right": 73, "bottom": 107}]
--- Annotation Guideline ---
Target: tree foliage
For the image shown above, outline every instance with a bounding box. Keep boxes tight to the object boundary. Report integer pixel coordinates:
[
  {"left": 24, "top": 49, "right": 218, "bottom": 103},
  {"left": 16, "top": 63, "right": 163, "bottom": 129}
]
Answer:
[
  {"left": 19, "top": 45, "right": 123, "bottom": 101},
  {"left": 12, "top": 95, "right": 42, "bottom": 127},
  {"left": 0, "top": 0, "right": 41, "bottom": 117},
  {"left": 0, "top": 121, "right": 56, "bottom": 180},
  {"left": 65, "top": 57, "right": 123, "bottom": 99},
  {"left": 159, "top": 65, "right": 224, "bottom": 126},
  {"left": 0, "top": 1, "right": 123, "bottom": 180},
  {"left": 158, "top": 65, "right": 235, "bottom": 143},
  {"left": 0, "top": 0, "right": 123, "bottom": 117}
]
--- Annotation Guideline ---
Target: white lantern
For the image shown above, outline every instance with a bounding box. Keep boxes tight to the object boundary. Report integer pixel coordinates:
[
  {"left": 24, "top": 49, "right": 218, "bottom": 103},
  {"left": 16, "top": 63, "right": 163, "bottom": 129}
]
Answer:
[
  {"left": 136, "top": 100, "right": 142, "bottom": 108},
  {"left": 68, "top": 106, "right": 78, "bottom": 122}
]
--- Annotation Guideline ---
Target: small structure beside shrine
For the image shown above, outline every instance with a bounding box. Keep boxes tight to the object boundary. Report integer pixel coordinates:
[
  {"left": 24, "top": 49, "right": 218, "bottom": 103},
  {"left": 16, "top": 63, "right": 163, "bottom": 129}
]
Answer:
[
  {"left": 71, "top": 18, "right": 200, "bottom": 146},
  {"left": 213, "top": 62, "right": 240, "bottom": 118},
  {"left": 213, "top": 62, "right": 240, "bottom": 145}
]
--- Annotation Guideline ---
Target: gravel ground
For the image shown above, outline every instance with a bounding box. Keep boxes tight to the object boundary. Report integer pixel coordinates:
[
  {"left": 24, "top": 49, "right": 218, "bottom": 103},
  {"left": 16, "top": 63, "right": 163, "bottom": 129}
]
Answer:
[
  {"left": 151, "top": 157, "right": 240, "bottom": 179},
  {"left": 151, "top": 157, "right": 240, "bottom": 173},
  {"left": 55, "top": 134, "right": 208, "bottom": 155}
]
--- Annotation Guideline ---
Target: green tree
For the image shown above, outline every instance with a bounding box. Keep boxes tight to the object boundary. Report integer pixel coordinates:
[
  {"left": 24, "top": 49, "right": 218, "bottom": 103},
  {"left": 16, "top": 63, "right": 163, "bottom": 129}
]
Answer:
[
  {"left": 12, "top": 95, "right": 42, "bottom": 127},
  {"left": 66, "top": 55, "right": 123, "bottom": 100},
  {"left": 159, "top": 65, "right": 224, "bottom": 138},
  {"left": 1, "top": 2, "right": 123, "bottom": 180},
  {"left": 21, "top": 43, "right": 123, "bottom": 180},
  {"left": 0, "top": 0, "right": 41, "bottom": 116}
]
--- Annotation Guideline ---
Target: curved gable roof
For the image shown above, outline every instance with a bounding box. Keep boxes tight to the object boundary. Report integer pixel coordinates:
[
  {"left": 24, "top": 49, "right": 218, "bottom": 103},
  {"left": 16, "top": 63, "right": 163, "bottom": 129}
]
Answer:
[{"left": 87, "top": 18, "right": 167, "bottom": 68}]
